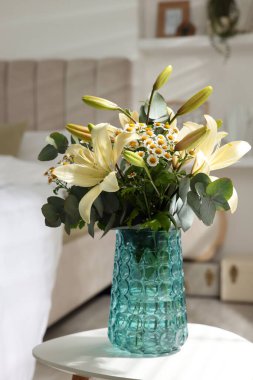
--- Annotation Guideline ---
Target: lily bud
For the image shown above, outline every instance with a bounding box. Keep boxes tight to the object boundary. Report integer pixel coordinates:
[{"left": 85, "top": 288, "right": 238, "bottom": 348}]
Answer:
[
  {"left": 153, "top": 65, "right": 173, "bottom": 91},
  {"left": 82, "top": 95, "right": 119, "bottom": 111},
  {"left": 176, "top": 86, "right": 213, "bottom": 116},
  {"left": 66, "top": 124, "right": 91, "bottom": 141},
  {"left": 175, "top": 126, "right": 208, "bottom": 151},
  {"left": 123, "top": 150, "right": 146, "bottom": 168}
]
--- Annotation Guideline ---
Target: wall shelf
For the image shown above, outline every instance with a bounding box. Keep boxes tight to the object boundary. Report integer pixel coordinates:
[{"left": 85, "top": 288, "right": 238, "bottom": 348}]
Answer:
[{"left": 139, "top": 33, "right": 253, "bottom": 52}]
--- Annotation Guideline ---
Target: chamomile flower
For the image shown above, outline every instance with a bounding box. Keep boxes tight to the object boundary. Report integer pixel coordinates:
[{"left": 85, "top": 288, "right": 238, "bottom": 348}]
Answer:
[
  {"left": 166, "top": 133, "right": 175, "bottom": 141},
  {"left": 143, "top": 138, "right": 153, "bottom": 147},
  {"left": 164, "top": 152, "right": 172, "bottom": 160},
  {"left": 124, "top": 124, "right": 136, "bottom": 133},
  {"left": 137, "top": 150, "right": 145, "bottom": 158},
  {"left": 157, "top": 134, "right": 166, "bottom": 141},
  {"left": 128, "top": 140, "right": 139, "bottom": 149},
  {"left": 152, "top": 147, "right": 164, "bottom": 157},
  {"left": 127, "top": 171, "right": 137, "bottom": 179},
  {"left": 147, "top": 154, "right": 159, "bottom": 167},
  {"left": 163, "top": 122, "right": 171, "bottom": 130}
]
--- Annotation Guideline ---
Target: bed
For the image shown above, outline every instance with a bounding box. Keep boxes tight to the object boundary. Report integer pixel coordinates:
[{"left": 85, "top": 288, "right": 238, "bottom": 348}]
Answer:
[{"left": 0, "top": 58, "right": 132, "bottom": 380}]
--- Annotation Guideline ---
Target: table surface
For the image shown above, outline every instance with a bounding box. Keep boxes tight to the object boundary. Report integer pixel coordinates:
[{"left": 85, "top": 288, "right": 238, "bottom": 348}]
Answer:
[{"left": 33, "top": 324, "right": 253, "bottom": 380}]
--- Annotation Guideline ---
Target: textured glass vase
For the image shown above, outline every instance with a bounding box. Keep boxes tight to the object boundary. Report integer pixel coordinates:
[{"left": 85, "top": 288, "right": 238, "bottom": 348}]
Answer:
[{"left": 108, "top": 228, "right": 188, "bottom": 355}]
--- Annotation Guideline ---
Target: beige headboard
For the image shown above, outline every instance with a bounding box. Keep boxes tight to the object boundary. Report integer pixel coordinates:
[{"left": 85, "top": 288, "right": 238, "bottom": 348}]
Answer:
[{"left": 0, "top": 58, "right": 132, "bottom": 130}]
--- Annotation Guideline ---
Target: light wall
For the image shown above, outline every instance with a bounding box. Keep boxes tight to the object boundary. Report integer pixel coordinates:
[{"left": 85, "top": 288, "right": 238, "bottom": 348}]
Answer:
[{"left": 0, "top": 0, "right": 139, "bottom": 59}]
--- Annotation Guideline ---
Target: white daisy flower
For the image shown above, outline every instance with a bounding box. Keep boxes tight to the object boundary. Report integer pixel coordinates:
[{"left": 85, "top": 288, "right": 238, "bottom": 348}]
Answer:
[{"left": 147, "top": 154, "right": 159, "bottom": 167}]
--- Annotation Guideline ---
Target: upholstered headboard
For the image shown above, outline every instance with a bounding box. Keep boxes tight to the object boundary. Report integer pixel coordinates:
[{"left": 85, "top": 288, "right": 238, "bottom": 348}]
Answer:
[{"left": 0, "top": 58, "right": 132, "bottom": 130}]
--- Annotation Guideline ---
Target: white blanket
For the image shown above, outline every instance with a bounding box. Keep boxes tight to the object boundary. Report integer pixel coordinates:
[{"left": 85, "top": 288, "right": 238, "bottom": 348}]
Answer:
[{"left": 0, "top": 156, "right": 63, "bottom": 380}]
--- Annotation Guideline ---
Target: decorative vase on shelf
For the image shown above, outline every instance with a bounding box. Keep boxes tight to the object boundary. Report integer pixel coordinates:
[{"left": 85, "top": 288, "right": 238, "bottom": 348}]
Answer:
[{"left": 108, "top": 228, "right": 188, "bottom": 355}]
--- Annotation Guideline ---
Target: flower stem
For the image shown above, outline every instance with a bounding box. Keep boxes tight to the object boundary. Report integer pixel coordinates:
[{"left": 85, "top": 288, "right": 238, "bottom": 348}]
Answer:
[{"left": 146, "top": 89, "right": 155, "bottom": 125}]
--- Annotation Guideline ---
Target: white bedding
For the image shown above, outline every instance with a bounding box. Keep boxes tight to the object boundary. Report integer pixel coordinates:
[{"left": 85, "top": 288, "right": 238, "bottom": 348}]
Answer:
[{"left": 0, "top": 156, "right": 63, "bottom": 380}]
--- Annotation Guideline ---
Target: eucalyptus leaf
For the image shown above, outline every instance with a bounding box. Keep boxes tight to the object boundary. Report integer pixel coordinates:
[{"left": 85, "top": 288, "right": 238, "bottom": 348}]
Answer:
[
  {"left": 144, "top": 92, "right": 168, "bottom": 121},
  {"left": 38, "top": 144, "right": 58, "bottom": 161},
  {"left": 102, "top": 213, "right": 117, "bottom": 237},
  {"left": 48, "top": 196, "right": 64, "bottom": 211},
  {"left": 139, "top": 105, "right": 147, "bottom": 123},
  {"left": 178, "top": 201, "right": 195, "bottom": 232},
  {"left": 212, "top": 195, "right": 230, "bottom": 211},
  {"left": 42, "top": 203, "right": 61, "bottom": 226},
  {"left": 179, "top": 177, "right": 190, "bottom": 202},
  {"left": 187, "top": 191, "right": 201, "bottom": 219},
  {"left": 206, "top": 178, "right": 233, "bottom": 201},
  {"left": 50, "top": 132, "right": 68, "bottom": 154},
  {"left": 190, "top": 173, "right": 211, "bottom": 192},
  {"left": 64, "top": 194, "right": 80, "bottom": 223},
  {"left": 200, "top": 197, "right": 216, "bottom": 226}
]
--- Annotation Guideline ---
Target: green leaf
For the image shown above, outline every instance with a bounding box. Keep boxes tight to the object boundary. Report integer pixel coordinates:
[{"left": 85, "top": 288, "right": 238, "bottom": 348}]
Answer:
[
  {"left": 88, "top": 207, "right": 97, "bottom": 237},
  {"left": 141, "top": 219, "right": 161, "bottom": 231},
  {"left": 212, "top": 195, "right": 230, "bottom": 211},
  {"left": 102, "top": 213, "right": 117, "bottom": 237},
  {"left": 155, "top": 212, "right": 171, "bottom": 231},
  {"left": 127, "top": 209, "right": 139, "bottom": 227},
  {"left": 190, "top": 173, "right": 211, "bottom": 192},
  {"left": 50, "top": 132, "right": 68, "bottom": 154},
  {"left": 42, "top": 203, "right": 61, "bottom": 227},
  {"left": 47, "top": 196, "right": 64, "bottom": 211},
  {"left": 206, "top": 178, "right": 233, "bottom": 201},
  {"left": 139, "top": 105, "right": 147, "bottom": 123},
  {"left": 38, "top": 144, "right": 58, "bottom": 161},
  {"left": 93, "top": 196, "right": 104, "bottom": 218},
  {"left": 177, "top": 202, "right": 194, "bottom": 232},
  {"left": 64, "top": 194, "right": 80, "bottom": 223},
  {"left": 200, "top": 197, "right": 216, "bottom": 226},
  {"left": 154, "top": 171, "right": 176, "bottom": 186},
  {"left": 144, "top": 92, "right": 168, "bottom": 121},
  {"left": 187, "top": 191, "right": 201, "bottom": 219},
  {"left": 195, "top": 182, "right": 206, "bottom": 197},
  {"left": 179, "top": 177, "right": 190, "bottom": 202}
]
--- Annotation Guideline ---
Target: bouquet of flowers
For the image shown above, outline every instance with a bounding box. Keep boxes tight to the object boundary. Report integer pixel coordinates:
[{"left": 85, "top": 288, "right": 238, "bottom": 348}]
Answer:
[{"left": 39, "top": 65, "right": 251, "bottom": 237}]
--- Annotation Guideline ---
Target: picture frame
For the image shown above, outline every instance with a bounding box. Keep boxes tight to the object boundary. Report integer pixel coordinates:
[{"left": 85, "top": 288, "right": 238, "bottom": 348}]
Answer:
[{"left": 156, "top": 1, "right": 190, "bottom": 37}]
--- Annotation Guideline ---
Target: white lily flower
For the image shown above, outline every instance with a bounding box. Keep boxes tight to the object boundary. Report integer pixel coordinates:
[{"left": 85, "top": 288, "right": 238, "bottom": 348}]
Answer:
[
  {"left": 192, "top": 115, "right": 251, "bottom": 174},
  {"left": 190, "top": 115, "right": 251, "bottom": 213},
  {"left": 53, "top": 123, "right": 139, "bottom": 224}
]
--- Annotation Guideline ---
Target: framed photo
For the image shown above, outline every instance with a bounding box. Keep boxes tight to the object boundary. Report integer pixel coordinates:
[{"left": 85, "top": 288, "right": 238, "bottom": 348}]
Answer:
[{"left": 157, "top": 1, "right": 190, "bottom": 37}]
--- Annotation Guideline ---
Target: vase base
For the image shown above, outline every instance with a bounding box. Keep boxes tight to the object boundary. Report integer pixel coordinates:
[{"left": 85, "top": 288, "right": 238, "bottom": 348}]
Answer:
[{"left": 108, "top": 327, "right": 188, "bottom": 357}]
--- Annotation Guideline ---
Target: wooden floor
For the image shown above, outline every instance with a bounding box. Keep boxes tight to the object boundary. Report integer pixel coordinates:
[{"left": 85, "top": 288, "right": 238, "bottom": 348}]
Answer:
[{"left": 33, "top": 294, "right": 253, "bottom": 380}]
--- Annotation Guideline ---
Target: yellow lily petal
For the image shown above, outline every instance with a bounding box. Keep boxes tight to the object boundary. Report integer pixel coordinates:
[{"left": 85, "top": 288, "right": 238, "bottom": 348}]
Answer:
[
  {"left": 167, "top": 107, "right": 177, "bottom": 129},
  {"left": 209, "top": 141, "right": 251, "bottom": 170},
  {"left": 79, "top": 171, "right": 119, "bottom": 223},
  {"left": 192, "top": 151, "right": 210, "bottom": 174},
  {"left": 66, "top": 144, "right": 95, "bottom": 166},
  {"left": 199, "top": 115, "right": 218, "bottom": 158},
  {"left": 119, "top": 111, "right": 139, "bottom": 127},
  {"left": 79, "top": 184, "right": 102, "bottom": 224},
  {"left": 100, "top": 171, "right": 119, "bottom": 192},
  {"left": 113, "top": 131, "right": 140, "bottom": 163},
  {"left": 217, "top": 131, "right": 228, "bottom": 142},
  {"left": 228, "top": 186, "right": 238, "bottom": 213},
  {"left": 53, "top": 164, "right": 105, "bottom": 187},
  {"left": 91, "top": 123, "right": 114, "bottom": 170}
]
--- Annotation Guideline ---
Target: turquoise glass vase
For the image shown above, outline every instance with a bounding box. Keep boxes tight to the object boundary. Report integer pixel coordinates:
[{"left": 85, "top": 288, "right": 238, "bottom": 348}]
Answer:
[{"left": 108, "top": 228, "right": 188, "bottom": 355}]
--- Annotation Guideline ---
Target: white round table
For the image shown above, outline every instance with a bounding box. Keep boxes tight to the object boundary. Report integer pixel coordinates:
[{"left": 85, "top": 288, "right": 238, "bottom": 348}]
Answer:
[{"left": 33, "top": 324, "right": 253, "bottom": 380}]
